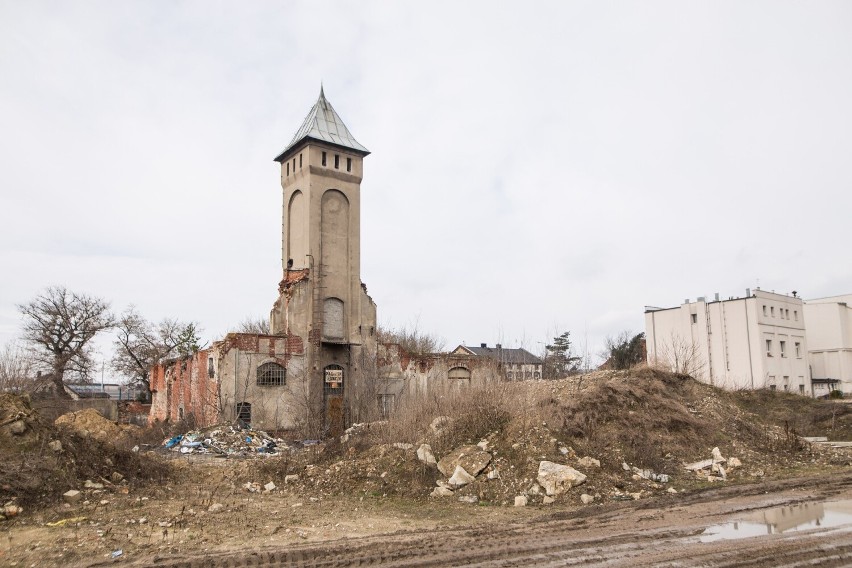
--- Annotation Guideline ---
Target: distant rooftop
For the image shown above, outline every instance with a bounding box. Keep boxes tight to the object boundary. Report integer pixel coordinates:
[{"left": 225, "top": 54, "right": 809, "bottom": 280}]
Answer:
[
  {"left": 460, "top": 344, "right": 543, "bottom": 365},
  {"left": 274, "top": 86, "right": 369, "bottom": 162}
]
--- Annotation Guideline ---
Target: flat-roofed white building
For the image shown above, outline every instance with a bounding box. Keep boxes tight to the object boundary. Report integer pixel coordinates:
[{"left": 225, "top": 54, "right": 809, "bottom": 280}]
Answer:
[
  {"left": 804, "top": 294, "right": 852, "bottom": 396},
  {"left": 645, "top": 289, "right": 810, "bottom": 395}
]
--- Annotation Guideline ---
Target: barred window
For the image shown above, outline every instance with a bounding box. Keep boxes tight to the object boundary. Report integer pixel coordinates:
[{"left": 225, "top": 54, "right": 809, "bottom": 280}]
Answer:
[{"left": 257, "top": 362, "right": 286, "bottom": 386}]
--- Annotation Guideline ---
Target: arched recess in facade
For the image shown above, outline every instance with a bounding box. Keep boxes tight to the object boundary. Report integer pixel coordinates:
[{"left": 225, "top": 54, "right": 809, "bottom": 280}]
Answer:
[
  {"left": 320, "top": 188, "right": 350, "bottom": 301},
  {"left": 323, "top": 297, "right": 345, "bottom": 341},
  {"left": 287, "top": 190, "right": 307, "bottom": 269}
]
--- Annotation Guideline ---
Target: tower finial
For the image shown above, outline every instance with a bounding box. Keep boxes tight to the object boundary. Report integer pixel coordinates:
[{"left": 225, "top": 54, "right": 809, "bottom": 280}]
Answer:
[{"left": 320, "top": 82, "right": 324, "bottom": 98}]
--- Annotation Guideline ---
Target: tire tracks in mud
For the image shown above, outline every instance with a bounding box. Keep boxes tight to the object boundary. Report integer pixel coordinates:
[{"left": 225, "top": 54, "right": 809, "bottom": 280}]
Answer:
[{"left": 110, "top": 472, "right": 852, "bottom": 568}]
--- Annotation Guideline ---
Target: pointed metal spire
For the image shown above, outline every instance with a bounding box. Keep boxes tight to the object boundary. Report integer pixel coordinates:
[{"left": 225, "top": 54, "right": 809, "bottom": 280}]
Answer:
[{"left": 274, "top": 87, "right": 368, "bottom": 162}]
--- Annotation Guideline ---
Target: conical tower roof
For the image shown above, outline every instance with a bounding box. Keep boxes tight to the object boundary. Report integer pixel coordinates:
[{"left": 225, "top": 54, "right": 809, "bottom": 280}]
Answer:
[{"left": 274, "top": 87, "right": 369, "bottom": 162}]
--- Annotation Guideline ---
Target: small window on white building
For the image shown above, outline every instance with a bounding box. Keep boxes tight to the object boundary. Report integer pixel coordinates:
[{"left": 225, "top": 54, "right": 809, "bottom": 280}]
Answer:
[
  {"left": 799, "top": 384, "right": 805, "bottom": 395},
  {"left": 783, "top": 376, "right": 789, "bottom": 391},
  {"left": 763, "top": 305, "right": 767, "bottom": 316},
  {"left": 766, "top": 339, "right": 772, "bottom": 356},
  {"left": 794, "top": 310, "right": 798, "bottom": 321},
  {"left": 771, "top": 307, "right": 775, "bottom": 317},
  {"left": 691, "top": 314, "right": 698, "bottom": 324},
  {"left": 780, "top": 341, "right": 786, "bottom": 357},
  {"left": 795, "top": 342, "right": 801, "bottom": 358},
  {"left": 786, "top": 309, "right": 790, "bottom": 319}
]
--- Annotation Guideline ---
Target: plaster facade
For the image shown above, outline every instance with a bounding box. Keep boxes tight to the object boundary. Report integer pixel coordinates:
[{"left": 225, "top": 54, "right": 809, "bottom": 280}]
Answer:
[
  {"left": 646, "top": 290, "right": 810, "bottom": 395},
  {"left": 149, "top": 89, "right": 492, "bottom": 434},
  {"left": 804, "top": 294, "right": 852, "bottom": 395}
]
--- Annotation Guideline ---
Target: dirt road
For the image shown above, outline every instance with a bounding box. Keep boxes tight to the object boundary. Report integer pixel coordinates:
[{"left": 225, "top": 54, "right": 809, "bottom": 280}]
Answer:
[{"left": 99, "top": 471, "right": 852, "bottom": 568}]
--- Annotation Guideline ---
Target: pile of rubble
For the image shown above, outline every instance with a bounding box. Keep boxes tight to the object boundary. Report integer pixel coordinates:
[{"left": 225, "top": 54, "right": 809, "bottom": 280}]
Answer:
[
  {"left": 54, "top": 408, "right": 141, "bottom": 444},
  {"left": 162, "top": 424, "right": 289, "bottom": 457},
  {"left": 422, "top": 439, "right": 590, "bottom": 506},
  {"left": 684, "top": 446, "right": 743, "bottom": 481}
]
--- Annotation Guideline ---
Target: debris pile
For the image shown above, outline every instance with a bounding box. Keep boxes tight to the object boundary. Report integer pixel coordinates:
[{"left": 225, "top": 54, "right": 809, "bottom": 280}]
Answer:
[
  {"left": 54, "top": 408, "right": 140, "bottom": 444},
  {"left": 1, "top": 394, "right": 169, "bottom": 511},
  {"left": 684, "top": 446, "right": 743, "bottom": 481},
  {"left": 162, "top": 424, "right": 288, "bottom": 457}
]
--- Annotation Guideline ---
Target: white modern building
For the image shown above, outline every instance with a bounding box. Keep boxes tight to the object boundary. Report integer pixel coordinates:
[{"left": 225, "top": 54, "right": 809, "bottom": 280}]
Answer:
[
  {"left": 804, "top": 294, "right": 852, "bottom": 396},
  {"left": 646, "top": 289, "right": 810, "bottom": 395}
]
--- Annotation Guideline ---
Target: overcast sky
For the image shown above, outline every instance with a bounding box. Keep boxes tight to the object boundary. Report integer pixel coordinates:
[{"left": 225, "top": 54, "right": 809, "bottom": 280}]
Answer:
[{"left": 1, "top": 1, "right": 850, "bottom": 370}]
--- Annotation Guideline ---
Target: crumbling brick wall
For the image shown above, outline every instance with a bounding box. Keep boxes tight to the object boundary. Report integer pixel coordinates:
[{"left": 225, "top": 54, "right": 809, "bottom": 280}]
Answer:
[{"left": 148, "top": 349, "right": 220, "bottom": 427}]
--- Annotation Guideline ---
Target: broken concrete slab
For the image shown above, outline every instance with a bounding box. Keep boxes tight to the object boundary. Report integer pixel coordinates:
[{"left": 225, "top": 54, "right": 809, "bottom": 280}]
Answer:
[
  {"left": 448, "top": 465, "right": 476, "bottom": 488},
  {"left": 537, "top": 461, "right": 586, "bottom": 496},
  {"left": 430, "top": 486, "right": 454, "bottom": 498},
  {"left": 417, "top": 444, "right": 437, "bottom": 466},
  {"left": 437, "top": 445, "right": 491, "bottom": 478},
  {"left": 63, "top": 490, "right": 82, "bottom": 504},
  {"left": 577, "top": 456, "right": 600, "bottom": 468}
]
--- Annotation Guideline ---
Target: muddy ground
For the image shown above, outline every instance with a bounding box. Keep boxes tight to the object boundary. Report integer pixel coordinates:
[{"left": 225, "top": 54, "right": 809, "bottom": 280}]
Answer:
[
  {"left": 2, "top": 459, "right": 852, "bottom": 567},
  {"left": 5, "top": 370, "right": 852, "bottom": 566}
]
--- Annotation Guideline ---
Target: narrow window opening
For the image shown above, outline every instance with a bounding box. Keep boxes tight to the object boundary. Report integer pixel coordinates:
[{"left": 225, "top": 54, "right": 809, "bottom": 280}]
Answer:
[
  {"left": 795, "top": 342, "right": 801, "bottom": 358},
  {"left": 780, "top": 341, "right": 786, "bottom": 357},
  {"left": 794, "top": 310, "right": 798, "bottom": 321},
  {"left": 322, "top": 151, "right": 327, "bottom": 166},
  {"left": 286, "top": 163, "right": 289, "bottom": 176},
  {"left": 766, "top": 339, "right": 772, "bottom": 356},
  {"left": 771, "top": 306, "right": 775, "bottom": 317},
  {"left": 763, "top": 305, "right": 767, "bottom": 316},
  {"left": 293, "top": 158, "right": 296, "bottom": 172},
  {"left": 346, "top": 157, "right": 352, "bottom": 172},
  {"left": 334, "top": 154, "right": 340, "bottom": 169},
  {"left": 299, "top": 153, "right": 303, "bottom": 168},
  {"left": 691, "top": 314, "right": 698, "bottom": 324},
  {"left": 236, "top": 402, "right": 251, "bottom": 425}
]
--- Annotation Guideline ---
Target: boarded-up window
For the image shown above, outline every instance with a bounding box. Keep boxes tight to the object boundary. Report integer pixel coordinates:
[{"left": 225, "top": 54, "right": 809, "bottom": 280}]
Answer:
[
  {"left": 323, "top": 297, "right": 344, "bottom": 340},
  {"left": 448, "top": 367, "right": 471, "bottom": 380}
]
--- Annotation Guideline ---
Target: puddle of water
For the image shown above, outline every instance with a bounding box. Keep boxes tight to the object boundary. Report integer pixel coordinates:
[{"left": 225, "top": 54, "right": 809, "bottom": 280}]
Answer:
[{"left": 700, "top": 500, "right": 852, "bottom": 543}]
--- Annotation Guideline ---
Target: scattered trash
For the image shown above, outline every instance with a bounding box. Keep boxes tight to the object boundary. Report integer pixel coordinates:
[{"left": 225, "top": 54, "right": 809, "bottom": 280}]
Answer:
[
  {"left": 111, "top": 549, "right": 123, "bottom": 558},
  {"left": 46, "top": 516, "right": 88, "bottom": 527},
  {"left": 161, "top": 423, "right": 290, "bottom": 457}
]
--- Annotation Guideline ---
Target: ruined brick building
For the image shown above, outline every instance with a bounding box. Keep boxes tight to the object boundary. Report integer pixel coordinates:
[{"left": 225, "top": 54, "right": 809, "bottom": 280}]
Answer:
[{"left": 149, "top": 89, "right": 499, "bottom": 435}]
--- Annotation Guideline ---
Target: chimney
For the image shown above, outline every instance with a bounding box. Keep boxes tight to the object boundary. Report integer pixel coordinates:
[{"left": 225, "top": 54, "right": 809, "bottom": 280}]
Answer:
[
  {"left": 480, "top": 343, "right": 487, "bottom": 348},
  {"left": 746, "top": 288, "right": 751, "bottom": 297},
  {"left": 714, "top": 292, "right": 720, "bottom": 301}
]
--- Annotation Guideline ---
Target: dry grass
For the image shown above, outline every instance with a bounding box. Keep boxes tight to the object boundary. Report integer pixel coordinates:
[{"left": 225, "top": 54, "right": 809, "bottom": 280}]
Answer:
[{"left": 369, "top": 383, "right": 514, "bottom": 454}]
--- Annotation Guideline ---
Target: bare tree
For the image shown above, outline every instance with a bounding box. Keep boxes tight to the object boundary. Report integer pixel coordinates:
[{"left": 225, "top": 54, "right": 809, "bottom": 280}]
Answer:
[
  {"left": 112, "top": 306, "right": 202, "bottom": 395},
  {"left": 376, "top": 321, "right": 445, "bottom": 355},
  {"left": 18, "top": 286, "right": 115, "bottom": 394},
  {"left": 0, "top": 341, "right": 38, "bottom": 393},
  {"left": 657, "top": 332, "right": 705, "bottom": 378},
  {"left": 233, "top": 316, "right": 270, "bottom": 335}
]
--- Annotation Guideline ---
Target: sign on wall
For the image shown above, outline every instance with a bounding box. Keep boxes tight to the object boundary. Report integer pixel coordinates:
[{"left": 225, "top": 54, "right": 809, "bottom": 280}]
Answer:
[{"left": 324, "top": 367, "right": 343, "bottom": 389}]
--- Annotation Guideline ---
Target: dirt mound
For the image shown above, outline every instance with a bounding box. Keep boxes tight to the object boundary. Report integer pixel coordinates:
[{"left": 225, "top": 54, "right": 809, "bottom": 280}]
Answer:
[
  {"left": 54, "top": 407, "right": 126, "bottom": 442},
  {"left": 0, "top": 394, "right": 169, "bottom": 510},
  {"left": 244, "top": 368, "right": 849, "bottom": 507}
]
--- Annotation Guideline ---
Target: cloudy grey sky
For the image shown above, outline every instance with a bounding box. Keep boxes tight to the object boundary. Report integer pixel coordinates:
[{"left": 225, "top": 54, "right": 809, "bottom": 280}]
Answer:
[{"left": 1, "top": 1, "right": 850, "bottom": 369}]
